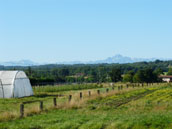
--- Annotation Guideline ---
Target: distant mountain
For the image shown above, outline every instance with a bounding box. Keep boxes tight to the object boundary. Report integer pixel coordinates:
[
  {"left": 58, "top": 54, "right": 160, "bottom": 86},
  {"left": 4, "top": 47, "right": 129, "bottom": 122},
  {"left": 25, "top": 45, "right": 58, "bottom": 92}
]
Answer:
[
  {"left": 90, "top": 54, "right": 159, "bottom": 64},
  {"left": 0, "top": 55, "right": 171, "bottom": 66},
  {"left": 0, "top": 60, "right": 38, "bottom": 66},
  {"left": 93, "top": 54, "right": 172, "bottom": 64},
  {"left": 59, "top": 54, "right": 171, "bottom": 64},
  {"left": 56, "top": 54, "right": 171, "bottom": 64}
]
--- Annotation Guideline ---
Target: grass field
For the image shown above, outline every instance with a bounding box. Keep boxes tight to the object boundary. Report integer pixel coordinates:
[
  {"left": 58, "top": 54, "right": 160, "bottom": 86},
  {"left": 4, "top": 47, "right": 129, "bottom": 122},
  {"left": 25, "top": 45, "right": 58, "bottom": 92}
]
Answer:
[
  {"left": 0, "top": 84, "right": 103, "bottom": 121},
  {"left": 0, "top": 83, "right": 172, "bottom": 129},
  {"left": 33, "top": 84, "right": 103, "bottom": 93}
]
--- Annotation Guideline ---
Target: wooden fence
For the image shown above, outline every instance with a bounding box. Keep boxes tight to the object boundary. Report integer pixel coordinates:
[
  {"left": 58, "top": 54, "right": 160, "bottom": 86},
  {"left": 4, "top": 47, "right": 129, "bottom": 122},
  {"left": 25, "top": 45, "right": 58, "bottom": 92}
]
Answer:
[{"left": 20, "top": 83, "right": 163, "bottom": 118}]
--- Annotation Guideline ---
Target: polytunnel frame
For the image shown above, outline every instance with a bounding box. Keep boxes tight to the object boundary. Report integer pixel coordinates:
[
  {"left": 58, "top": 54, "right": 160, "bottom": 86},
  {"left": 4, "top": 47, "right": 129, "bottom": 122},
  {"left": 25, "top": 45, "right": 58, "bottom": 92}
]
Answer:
[
  {"left": 0, "top": 79, "right": 5, "bottom": 98},
  {"left": 12, "top": 71, "right": 29, "bottom": 98},
  {"left": 12, "top": 71, "right": 20, "bottom": 98}
]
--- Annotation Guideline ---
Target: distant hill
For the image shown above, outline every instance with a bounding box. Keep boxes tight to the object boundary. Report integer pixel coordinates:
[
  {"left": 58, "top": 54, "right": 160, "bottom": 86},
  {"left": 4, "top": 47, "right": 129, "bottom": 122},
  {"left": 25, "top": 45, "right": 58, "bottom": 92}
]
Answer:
[{"left": 0, "top": 55, "right": 171, "bottom": 66}]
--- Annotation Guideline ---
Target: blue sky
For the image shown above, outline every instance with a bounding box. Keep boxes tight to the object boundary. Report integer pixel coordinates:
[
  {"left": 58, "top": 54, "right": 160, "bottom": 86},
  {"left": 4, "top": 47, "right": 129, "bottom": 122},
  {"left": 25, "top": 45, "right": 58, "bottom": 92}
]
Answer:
[{"left": 0, "top": 0, "right": 172, "bottom": 63}]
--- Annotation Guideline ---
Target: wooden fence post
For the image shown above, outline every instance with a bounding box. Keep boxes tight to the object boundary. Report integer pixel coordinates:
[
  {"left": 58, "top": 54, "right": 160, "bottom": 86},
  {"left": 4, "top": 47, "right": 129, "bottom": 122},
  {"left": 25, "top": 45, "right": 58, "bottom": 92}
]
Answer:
[
  {"left": 118, "top": 86, "right": 120, "bottom": 91},
  {"left": 53, "top": 98, "right": 57, "bottom": 107},
  {"left": 40, "top": 101, "right": 43, "bottom": 111},
  {"left": 20, "top": 104, "right": 24, "bottom": 118},
  {"left": 112, "top": 87, "right": 114, "bottom": 90},
  {"left": 97, "top": 90, "right": 100, "bottom": 95},
  {"left": 88, "top": 91, "right": 91, "bottom": 97},
  {"left": 80, "top": 92, "right": 83, "bottom": 99},
  {"left": 121, "top": 86, "right": 123, "bottom": 90},
  {"left": 69, "top": 95, "right": 72, "bottom": 102},
  {"left": 126, "top": 84, "right": 129, "bottom": 88},
  {"left": 132, "top": 84, "right": 134, "bottom": 88},
  {"left": 106, "top": 88, "right": 109, "bottom": 93}
]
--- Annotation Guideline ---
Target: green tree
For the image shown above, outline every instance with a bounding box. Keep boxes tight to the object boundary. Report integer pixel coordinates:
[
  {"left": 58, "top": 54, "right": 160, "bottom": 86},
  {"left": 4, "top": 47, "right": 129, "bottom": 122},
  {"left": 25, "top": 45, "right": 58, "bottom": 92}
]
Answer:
[
  {"left": 133, "top": 70, "right": 144, "bottom": 83},
  {"left": 59, "top": 68, "right": 69, "bottom": 77},
  {"left": 28, "top": 67, "right": 32, "bottom": 75},
  {"left": 133, "top": 68, "right": 157, "bottom": 83},
  {"left": 154, "top": 68, "right": 163, "bottom": 76},
  {"left": 143, "top": 68, "right": 157, "bottom": 83},
  {"left": 97, "top": 66, "right": 107, "bottom": 83},
  {"left": 123, "top": 74, "right": 133, "bottom": 82},
  {"left": 167, "top": 68, "right": 172, "bottom": 75},
  {"left": 66, "top": 77, "right": 76, "bottom": 83},
  {"left": 109, "top": 67, "right": 122, "bottom": 82},
  {"left": 154, "top": 68, "right": 163, "bottom": 82},
  {"left": 123, "top": 71, "right": 134, "bottom": 83}
]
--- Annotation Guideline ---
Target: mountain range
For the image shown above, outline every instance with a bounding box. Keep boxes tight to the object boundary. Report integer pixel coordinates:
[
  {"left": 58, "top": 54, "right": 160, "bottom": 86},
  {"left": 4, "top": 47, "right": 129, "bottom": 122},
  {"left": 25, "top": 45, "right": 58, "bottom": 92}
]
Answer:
[{"left": 0, "top": 55, "right": 171, "bottom": 66}]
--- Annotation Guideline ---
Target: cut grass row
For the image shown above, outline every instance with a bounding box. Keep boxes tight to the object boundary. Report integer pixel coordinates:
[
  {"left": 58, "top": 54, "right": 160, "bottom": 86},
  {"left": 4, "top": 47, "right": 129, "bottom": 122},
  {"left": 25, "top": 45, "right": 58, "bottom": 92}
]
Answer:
[{"left": 88, "top": 87, "right": 159, "bottom": 110}]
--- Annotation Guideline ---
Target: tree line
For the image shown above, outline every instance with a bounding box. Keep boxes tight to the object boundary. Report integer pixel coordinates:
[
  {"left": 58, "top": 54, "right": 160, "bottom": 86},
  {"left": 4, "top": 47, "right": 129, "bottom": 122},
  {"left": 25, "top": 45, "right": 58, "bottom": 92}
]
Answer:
[{"left": 0, "top": 60, "right": 172, "bottom": 85}]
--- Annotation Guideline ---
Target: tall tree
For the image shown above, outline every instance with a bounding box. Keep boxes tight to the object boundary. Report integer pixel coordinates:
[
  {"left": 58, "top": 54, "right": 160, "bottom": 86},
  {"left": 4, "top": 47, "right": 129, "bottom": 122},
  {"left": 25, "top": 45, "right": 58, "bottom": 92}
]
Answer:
[
  {"left": 109, "top": 67, "right": 122, "bottom": 82},
  {"left": 167, "top": 68, "right": 172, "bottom": 75},
  {"left": 133, "top": 68, "right": 157, "bottom": 83},
  {"left": 123, "top": 71, "right": 134, "bottom": 83},
  {"left": 154, "top": 68, "right": 163, "bottom": 76}
]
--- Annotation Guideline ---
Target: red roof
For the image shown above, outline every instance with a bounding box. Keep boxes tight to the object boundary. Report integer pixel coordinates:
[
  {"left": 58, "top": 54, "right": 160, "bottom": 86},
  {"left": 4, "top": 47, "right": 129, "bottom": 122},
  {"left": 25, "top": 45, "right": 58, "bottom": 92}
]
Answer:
[{"left": 159, "top": 75, "right": 172, "bottom": 78}]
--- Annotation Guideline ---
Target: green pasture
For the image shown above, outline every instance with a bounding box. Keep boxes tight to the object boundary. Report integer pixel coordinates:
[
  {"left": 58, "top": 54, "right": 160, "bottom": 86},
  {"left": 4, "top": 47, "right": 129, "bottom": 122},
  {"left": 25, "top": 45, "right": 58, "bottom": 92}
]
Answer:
[{"left": 0, "top": 83, "right": 172, "bottom": 129}]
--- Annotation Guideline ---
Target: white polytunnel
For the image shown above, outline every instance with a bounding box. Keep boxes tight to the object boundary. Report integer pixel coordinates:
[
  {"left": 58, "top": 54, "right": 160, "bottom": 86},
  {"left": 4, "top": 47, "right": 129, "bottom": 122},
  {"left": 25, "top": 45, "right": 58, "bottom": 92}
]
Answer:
[{"left": 0, "top": 71, "right": 34, "bottom": 98}]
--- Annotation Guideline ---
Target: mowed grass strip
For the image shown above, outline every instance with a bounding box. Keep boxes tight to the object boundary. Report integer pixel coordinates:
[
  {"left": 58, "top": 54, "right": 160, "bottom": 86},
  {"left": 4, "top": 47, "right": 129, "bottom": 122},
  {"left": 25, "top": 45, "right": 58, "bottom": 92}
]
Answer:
[{"left": 87, "top": 86, "right": 165, "bottom": 110}]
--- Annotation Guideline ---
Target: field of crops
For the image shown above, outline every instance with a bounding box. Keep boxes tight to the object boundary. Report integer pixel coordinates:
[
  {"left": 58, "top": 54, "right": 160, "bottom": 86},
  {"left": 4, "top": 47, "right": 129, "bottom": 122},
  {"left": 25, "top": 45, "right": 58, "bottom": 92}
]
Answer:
[{"left": 0, "top": 83, "right": 172, "bottom": 129}]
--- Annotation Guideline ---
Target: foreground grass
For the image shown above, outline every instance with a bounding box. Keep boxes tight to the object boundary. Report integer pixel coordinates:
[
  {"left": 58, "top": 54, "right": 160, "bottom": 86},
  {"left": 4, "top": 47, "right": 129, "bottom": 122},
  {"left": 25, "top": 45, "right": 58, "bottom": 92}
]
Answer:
[
  {"left": 1, "top": 109, "right": 171, "bottom": 129},
  {"left": 0, "top": 84, "right": 104, "bottom": 121},
  {"left": 0, "top": 84, "right": 172, "bottom": 129}
]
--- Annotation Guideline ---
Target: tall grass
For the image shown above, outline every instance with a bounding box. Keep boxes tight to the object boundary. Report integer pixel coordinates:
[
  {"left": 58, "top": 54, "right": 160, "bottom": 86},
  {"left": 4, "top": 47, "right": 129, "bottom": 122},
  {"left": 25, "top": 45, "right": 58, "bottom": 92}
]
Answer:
[
  {"left": 0, "top": 85, "right": 142, "bottom": 121},
  {"left": 34, "top": 84, "right": 102, "bottom": 93}
]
